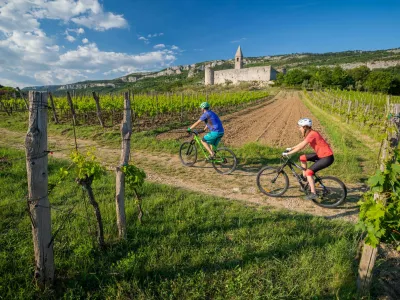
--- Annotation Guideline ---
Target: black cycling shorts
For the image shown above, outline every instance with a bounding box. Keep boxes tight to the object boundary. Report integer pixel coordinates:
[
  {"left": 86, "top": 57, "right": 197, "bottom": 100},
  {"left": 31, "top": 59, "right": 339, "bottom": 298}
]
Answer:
[{"left": 305, "top": 153, "right": 334, "bottom": 173}]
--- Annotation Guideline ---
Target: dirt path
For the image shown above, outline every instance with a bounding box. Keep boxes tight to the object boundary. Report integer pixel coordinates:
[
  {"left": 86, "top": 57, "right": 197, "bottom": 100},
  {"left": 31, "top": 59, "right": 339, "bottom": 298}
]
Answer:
[
  {"left": 158, "top": 91, "right": 328, "bottom": 148},
  {"left": 223, "top": 90, "right": 327, "bottom": 147},
  {"left": 0, "top": 91, "right": 363, "bottom": 222}
]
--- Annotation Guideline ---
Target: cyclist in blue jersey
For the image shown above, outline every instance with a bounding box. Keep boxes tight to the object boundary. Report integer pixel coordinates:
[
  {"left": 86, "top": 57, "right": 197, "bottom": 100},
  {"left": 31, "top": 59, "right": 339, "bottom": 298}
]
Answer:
[{"left": 188, "top": 102, "right": 224, "bottom": 160}]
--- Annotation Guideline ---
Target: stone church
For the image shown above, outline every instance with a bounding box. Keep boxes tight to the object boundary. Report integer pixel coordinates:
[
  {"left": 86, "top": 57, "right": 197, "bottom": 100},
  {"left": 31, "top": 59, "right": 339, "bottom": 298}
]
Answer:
[{"left": 205, "top": 46, "right": 277, "bottom": 85}]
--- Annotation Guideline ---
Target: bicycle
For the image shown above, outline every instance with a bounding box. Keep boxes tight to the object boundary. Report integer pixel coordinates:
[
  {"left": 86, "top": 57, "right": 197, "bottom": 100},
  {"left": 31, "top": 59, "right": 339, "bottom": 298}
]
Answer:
[
  {"left": 256, "top": 151, "right": 347, "bottom": 208},
  {"left": 179, "top": 129, "right": 237, "bottom": 175}
]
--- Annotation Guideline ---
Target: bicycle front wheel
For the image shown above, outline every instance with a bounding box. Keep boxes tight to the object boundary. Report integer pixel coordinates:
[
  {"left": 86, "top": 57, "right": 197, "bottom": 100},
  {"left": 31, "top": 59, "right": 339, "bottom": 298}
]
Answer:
[
  {"left": 179, "top": 142, "right": 197, "bottom": 166},
  {"left": 212, "top": 147, "right": 237, "bottom": 175},
  {"left": 256, "top": 166, "right": 289, "bottom": 197},
  {"left": 312, "top": 176, "right": 347, "bottom": 208}
]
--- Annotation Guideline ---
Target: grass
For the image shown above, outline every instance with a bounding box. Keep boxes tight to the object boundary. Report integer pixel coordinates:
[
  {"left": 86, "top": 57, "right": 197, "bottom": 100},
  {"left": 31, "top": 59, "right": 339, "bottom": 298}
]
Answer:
[
  {"left": 301, "top": 91, "right": 380, "bottom": 183},
  {"left": 0, "top": 103, "right": 372, "bottom": 184},
  {"left": 0, "top": 146, "right": 360, "bottom": 299}
]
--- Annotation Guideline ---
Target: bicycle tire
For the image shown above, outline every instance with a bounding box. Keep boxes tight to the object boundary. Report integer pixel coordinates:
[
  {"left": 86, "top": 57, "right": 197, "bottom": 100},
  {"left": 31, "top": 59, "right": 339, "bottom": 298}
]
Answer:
[
  {"left": 256, "top": 166, "right": 289, "bottom": 197},
  {"left": 179, "top": 141, "right": 197, "bottom": 166},
  {"left": 311, "top": 176, "right": 347, "bottom": 208},
  {"left": 211, "top": 147, "right": 237, "bottom": 175}
]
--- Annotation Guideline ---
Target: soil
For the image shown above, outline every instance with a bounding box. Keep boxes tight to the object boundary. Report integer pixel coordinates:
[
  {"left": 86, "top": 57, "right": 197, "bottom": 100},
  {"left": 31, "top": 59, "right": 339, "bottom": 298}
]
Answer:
[
  {"left": 0, "top": 91, "right": 362, "bottom": 222},
  {"left": 158, "top": 90, "right": 326, "bottom": 148}
]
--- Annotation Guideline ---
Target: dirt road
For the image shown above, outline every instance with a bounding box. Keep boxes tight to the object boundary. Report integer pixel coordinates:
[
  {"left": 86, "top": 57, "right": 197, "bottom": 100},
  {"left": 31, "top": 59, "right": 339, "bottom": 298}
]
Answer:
[{"left": 0, "top": 91, "right": 361, "bottom": 222}]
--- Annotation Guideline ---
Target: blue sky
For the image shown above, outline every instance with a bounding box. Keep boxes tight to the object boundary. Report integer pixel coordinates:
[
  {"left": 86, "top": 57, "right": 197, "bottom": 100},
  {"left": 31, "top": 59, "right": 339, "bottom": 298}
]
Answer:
[{"left": 0, "top": 0, "right": 399, "bottom": 87}]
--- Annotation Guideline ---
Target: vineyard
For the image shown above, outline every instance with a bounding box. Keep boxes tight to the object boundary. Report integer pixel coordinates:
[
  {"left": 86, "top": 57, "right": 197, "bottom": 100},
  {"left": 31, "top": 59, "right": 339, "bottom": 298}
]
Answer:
[
  {"left": 305, "top": 89, "right": 400, "bottom": 139},
  {"left": 0, "top": 90, "right": 271, "bottom": 129}
]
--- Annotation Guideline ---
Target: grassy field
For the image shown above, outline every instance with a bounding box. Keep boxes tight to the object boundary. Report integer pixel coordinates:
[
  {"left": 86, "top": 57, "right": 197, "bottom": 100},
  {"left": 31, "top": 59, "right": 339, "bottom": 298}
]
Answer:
[{"left": 0, "top": 146, "right": 360, "bottom": 299}]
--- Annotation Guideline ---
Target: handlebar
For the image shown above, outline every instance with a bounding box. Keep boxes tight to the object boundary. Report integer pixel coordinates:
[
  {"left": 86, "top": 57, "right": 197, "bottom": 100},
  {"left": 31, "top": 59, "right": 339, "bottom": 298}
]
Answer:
[{"left": 188, "top": 129, "right": 205, "bottom": 135}]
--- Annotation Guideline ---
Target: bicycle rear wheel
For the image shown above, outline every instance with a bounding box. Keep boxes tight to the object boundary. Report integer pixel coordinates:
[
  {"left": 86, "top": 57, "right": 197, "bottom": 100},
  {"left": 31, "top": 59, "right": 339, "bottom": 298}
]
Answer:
[
  {"left": 312, "top": 176, "right": 347, "bottom": 208},
  {"left": 256, "top": 166, "right": 289, "bottom": 197},
  {"left": 212, "top": 147, "right": 237, "bottom": 175},
  {"left": 179, "top": 141, "right": 197, "bottom": 166}
]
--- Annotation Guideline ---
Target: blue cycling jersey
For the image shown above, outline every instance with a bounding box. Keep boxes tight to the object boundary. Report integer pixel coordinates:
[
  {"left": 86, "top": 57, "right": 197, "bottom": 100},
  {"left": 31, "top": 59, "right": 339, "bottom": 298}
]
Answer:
[{"left": 199, "top": 110, "right": 224, "bottom": 133}]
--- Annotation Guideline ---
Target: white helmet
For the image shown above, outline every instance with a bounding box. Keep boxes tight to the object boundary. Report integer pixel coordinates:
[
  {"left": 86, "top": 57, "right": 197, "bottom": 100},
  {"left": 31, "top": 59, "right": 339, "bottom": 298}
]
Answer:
[{"left": 298, "top": 118, "right": 312, "bottom": 127}]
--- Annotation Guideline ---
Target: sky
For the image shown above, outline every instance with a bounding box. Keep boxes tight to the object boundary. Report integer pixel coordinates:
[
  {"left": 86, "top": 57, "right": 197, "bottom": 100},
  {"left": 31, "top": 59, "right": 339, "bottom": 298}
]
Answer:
[{"left": 0, "top": 0, "right": 399, "bottom": 87}]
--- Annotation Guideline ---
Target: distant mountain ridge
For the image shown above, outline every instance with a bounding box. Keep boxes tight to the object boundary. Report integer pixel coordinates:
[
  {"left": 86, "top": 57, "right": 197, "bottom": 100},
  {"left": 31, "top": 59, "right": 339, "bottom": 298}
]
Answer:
[{"left": 22, "top": 47, "right": 400, "bottom": 93}]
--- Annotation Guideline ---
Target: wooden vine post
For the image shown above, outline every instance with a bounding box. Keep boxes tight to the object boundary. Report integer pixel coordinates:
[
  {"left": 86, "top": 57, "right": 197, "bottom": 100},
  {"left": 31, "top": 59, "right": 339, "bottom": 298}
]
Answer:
[
  {"left": 357, "top": 103, "right": 400, "bottom": 296},
  {"left": 16, "top": 87, "right": 29, "bottom": 110},
  {"left": 92, "top": 92, "right": 105, "bottom": 128},
  {"left": 115, "top": 92, "right": 132, "bottom": 239},
  {"left": 66, "top": 91, "right": 78, "bottom": 126},
  {"left": 48, "top": 92, "right": 59, "bottom": 124},
  {"left": 25, "top": 91, "right": 54, "bottom": 286}
]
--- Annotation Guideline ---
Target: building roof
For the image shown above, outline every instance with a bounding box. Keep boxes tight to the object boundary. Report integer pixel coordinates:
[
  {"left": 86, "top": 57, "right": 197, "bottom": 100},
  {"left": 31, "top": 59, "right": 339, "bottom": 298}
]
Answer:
[{"left": 235, "top": 46, "right": 243, "bottom": 57}]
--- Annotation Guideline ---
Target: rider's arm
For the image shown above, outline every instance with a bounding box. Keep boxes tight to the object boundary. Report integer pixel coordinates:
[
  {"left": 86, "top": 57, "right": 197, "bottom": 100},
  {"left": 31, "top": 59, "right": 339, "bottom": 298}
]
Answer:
[
  {"left": 189, "top": 119, "right": 202, "bottom": 130},
  {"left": 204, "top": 124, "right": 208, "bottom": 131},
  {"left": 287, "top": 140, "right": 308, "bottom": 155}
]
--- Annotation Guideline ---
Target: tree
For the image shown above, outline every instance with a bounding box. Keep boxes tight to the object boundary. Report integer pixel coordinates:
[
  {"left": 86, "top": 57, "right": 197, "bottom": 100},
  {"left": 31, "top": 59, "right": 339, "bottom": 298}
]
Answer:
[
  {"left": 313, "top": 67, "right": 332, "bottom": 87},
  {"left": 284, "top": 69, "right": 311, "bottom": 86},
  {"left": 331, "top": 66, "right": 353, "bottom": 89},
  {"left": 364, "top": 71, "right": 394, "bottom": 93},
  {"left": 347, "top": 65, "right": 371, "bottom": 84}
]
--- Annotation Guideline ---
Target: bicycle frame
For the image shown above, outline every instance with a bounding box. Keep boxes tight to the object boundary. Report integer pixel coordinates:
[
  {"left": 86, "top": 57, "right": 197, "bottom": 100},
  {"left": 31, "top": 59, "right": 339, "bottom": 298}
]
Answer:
[
  {"left": 277, "top": 157, "right": 324, "bottom": 191},
  {"left": 192, "top": 134, "right": 212, "bottom": 159},
  {"left": 189, "top": 131, "right": 225, "bottom": 164}
]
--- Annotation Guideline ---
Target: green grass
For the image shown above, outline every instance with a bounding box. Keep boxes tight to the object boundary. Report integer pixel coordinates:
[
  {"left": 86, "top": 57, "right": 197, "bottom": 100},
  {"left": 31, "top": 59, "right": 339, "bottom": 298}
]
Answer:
[
  {"left": 301, "top": 92, "right": 380, "bottom": 183},
  {"left": 0, "top": 146, "right": 360, "bottom": 299}
]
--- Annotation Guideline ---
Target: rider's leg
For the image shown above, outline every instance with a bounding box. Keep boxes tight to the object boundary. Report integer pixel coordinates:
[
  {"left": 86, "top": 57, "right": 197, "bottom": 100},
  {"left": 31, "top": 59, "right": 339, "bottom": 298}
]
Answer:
[
  {"left": 300, "top": 155, "right": 308, "bottom": 177},
  {"left": 201, "top": 140, "right": 214, "bottom": 156},
  {"left": 307, "top": 155, "right": 335, "bottom": 194},
  {"left": 305, "top": 169, "right": 316, "bottom": 193}
]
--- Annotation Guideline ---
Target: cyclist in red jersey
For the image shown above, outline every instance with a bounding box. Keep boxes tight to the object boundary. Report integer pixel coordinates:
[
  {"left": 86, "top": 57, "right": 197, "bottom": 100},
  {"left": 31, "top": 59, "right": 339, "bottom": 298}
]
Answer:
[{"left": 283, "top": 118, "right": 334, "bottom": 200}]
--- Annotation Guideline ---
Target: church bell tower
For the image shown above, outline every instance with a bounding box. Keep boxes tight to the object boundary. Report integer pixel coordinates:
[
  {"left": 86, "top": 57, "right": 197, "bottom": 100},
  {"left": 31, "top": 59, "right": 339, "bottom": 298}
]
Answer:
[{"left": 235, "top": 45, "right": 243, "bottom": 69}]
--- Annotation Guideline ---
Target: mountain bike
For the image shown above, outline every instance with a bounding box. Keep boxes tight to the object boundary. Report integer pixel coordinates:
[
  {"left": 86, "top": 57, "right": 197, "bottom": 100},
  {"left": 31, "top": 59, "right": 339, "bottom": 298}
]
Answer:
[
  {"left": 179, "top": 129, "right": 237, "bottom": 175},
  {"left": 256, "top": 152, "right": 347, "bottom": 208}
]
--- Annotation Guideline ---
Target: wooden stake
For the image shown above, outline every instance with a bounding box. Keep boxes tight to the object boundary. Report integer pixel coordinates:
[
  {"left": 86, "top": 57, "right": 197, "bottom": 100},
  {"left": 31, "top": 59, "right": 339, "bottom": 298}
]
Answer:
[
  {"left": 92, "top": 92, "right": 104, "bottom": 128},
  {"left": 66, "top": 91, "right": 78, "bottom": 126},
  {"left": 48, "top": 92, "right": 59, "bottom": 124},
  {"left": 25, "top": 91, "right": 54, "bottom": 286},
  {"left": 115, "top": 92, "right": 132, "bottom": 239}
]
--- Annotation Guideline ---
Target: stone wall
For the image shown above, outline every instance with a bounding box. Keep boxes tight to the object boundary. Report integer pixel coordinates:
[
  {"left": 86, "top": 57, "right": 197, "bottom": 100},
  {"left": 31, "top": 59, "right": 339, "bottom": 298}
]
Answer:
[{"left": 214, "top": 66, "right": 276, "bottom": 84}]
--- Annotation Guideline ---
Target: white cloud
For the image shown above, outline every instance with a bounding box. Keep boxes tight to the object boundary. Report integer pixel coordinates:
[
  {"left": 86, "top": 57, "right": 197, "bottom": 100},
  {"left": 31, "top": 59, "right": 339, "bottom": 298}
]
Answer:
[
  {"left": 65, "top": 33, "right": 76, "bottom": 42},
  {"left": 0, "top": 2, "right": 181, "bottom": 87},
  {"left": 171, "top": 45, "right": 179, "bottom": 50},
  {"left": 147, "top": 32, "right": 163, "bottom": 38},
  {"left": 67, "top": 27, "right": 85, "bottom": 35},
  {"left": 0, "top": 0, "right": 128, "bottom": 33},
  {"left": 0, "top": 37, "right": 177, "bottom": 87},
  {"left": 138, "top": 36, "right": 150, "bottom": 44},
  {"left": 231, "top": 37, "right": 247, "bottom": 43},
  {"left": 72, "top": 12, "right": 128, "bottom": 31},
  {"left": 153, "top": 44, "right": 165, "bottom": 49}
]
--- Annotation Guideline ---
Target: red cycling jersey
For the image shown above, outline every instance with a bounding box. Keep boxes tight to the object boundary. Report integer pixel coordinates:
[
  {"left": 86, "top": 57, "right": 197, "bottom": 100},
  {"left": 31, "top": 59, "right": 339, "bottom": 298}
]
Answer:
[{"left": 304, "top": 130, "right": 333, "bottom": 158}]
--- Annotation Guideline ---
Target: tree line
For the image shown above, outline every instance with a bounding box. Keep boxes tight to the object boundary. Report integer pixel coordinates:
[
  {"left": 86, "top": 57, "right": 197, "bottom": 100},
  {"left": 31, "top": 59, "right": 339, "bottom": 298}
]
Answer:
[{"left": 277, "top": 65, "right": 400, "bottom": 95}]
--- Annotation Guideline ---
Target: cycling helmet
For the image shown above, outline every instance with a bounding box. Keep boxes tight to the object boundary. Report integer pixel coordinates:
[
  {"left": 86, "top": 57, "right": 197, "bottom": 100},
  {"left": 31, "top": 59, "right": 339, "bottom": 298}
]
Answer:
[
  {"left": 200, "top": 102, "right": 210, "bottom": 109},
  {"left": 298, "top": 118, "right": 312, "bottom": 127}
]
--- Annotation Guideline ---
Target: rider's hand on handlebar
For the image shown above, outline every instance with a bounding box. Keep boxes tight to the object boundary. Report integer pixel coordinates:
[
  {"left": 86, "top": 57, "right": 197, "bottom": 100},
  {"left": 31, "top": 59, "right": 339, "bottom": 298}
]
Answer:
[
  {"left": 187, "top": 127, "right": 192, "bottom": 132},
  {"left": 282, "top": 152, "right": 289, "bottom": 157}
]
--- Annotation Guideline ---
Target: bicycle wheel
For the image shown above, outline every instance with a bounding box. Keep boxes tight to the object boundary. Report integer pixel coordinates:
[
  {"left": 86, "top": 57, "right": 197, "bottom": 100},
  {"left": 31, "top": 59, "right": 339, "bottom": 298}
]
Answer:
[
  {"left": 256, "top": 166, "right": 289, "bottom": 197},
  {"left": 312, "top": 176, "right": 347, "bottom": 208},
  {"left": 212, "top": 147, "right": 237, "bottom": 175},
  {"left": 179, "top": 142, "right": 197, "bottom": 166}
]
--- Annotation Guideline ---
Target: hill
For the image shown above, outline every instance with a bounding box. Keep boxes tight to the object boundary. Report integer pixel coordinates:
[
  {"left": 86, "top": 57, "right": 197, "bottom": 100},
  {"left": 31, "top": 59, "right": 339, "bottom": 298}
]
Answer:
[{"left": 21, "top": 47, "right": 400, "bottom": 94}]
